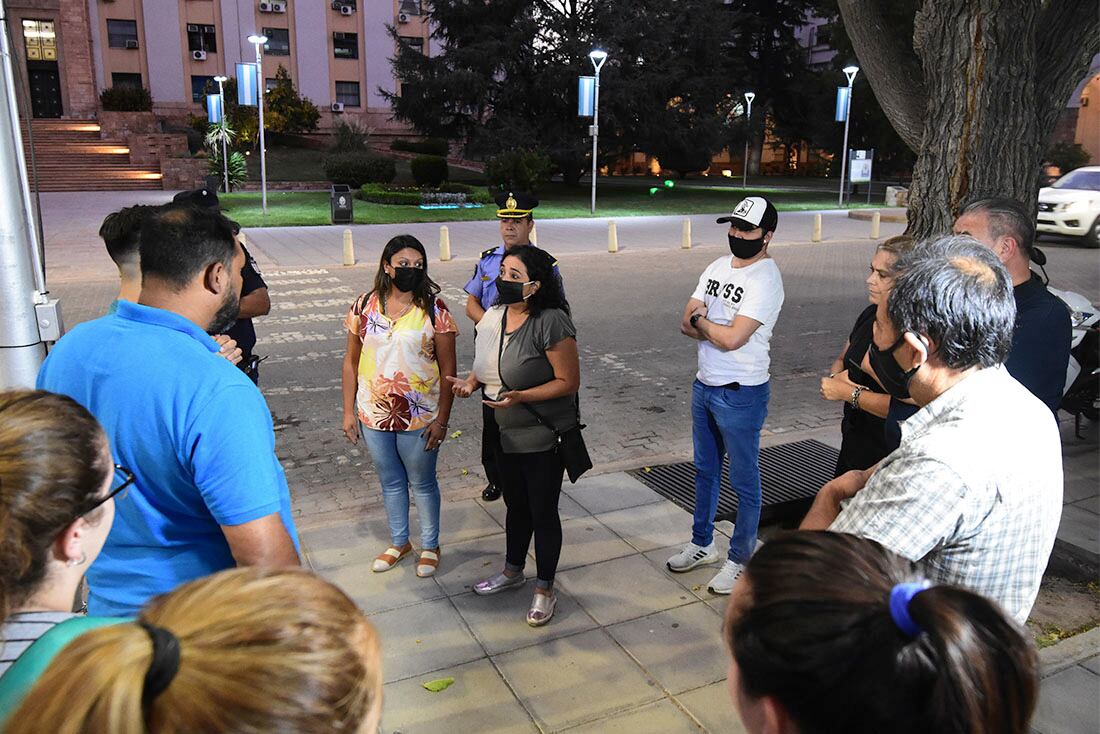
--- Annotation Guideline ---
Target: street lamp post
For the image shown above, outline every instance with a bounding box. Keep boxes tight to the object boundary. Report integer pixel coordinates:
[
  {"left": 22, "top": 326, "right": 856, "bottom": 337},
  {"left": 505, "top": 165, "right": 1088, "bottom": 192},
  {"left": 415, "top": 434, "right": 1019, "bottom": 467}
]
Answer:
[
  {"left": 247, "top": 34, "right": 268, "bottom": 214},
  {"left": 213, "top": 75, "right": 229, "bottom": 193},
  {"left": 589, "top": 49, "right": 607, "bottom": 215},
  {"left": 742, "top": 91, "right": 755, "bottom": 190},
  {"left": 838, "top": 64, "right": 859, "bottom": 207}
]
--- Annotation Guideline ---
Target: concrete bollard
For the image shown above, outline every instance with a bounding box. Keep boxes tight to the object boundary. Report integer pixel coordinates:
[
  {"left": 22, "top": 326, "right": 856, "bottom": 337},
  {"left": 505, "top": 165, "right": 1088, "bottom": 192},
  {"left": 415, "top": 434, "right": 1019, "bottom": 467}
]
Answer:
[
  {"left": 439, "top": 225, "right": 452, "bottom": 261},
  {"left": 811, "top": 213, "right": 822, "bottom": 243},
  {"left": 530, "top": 222, "right": 538, "bottom": 246},
  {"left": 608, "top": 220, "right": 619, "bottom": 253},
  {"left": 870, "top": 211, "right": 881, "bottom": 239},
  {"left": 681, "top": 218, "right": 691, "bottom": 249},
  {"left": 342, "top": 229, "right": 355, "bottom": 266}
]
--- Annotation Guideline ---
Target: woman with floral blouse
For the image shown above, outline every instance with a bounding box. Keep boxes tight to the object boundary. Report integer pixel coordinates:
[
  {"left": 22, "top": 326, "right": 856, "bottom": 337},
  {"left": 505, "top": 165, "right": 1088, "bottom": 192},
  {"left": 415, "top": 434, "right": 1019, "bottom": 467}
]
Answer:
[{"left": 341, "top": 235, "right": 458, "bottom": 578}]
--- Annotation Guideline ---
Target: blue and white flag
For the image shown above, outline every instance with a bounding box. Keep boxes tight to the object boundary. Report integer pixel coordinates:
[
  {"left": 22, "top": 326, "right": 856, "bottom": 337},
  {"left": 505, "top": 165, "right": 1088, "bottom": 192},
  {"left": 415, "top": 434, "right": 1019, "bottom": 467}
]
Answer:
[
  {"left": 835, "top": 86, "right": 850, "bottom": 122},
  {"left": 237, "top": 62, "right": 258, "bottom": 106},
  {"left": 206, "top": 94, "right": 223, "bottom": 123},
  {"left": 578, "top": 76, "right": 595, "bottom": 117}
]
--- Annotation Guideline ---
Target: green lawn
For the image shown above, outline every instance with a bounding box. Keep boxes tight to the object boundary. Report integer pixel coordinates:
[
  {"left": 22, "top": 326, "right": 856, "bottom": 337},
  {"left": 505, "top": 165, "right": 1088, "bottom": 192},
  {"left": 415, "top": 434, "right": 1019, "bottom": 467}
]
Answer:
[{"left": 221, "top": 180, "right": 875, "bottom": 228}]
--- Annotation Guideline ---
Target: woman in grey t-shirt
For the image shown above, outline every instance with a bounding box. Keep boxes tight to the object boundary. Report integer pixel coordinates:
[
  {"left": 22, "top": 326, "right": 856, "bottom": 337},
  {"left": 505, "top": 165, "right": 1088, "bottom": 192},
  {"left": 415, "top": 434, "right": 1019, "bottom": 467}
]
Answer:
[{"left": 449, "top": 246, "right": 579, "bottom": 626}]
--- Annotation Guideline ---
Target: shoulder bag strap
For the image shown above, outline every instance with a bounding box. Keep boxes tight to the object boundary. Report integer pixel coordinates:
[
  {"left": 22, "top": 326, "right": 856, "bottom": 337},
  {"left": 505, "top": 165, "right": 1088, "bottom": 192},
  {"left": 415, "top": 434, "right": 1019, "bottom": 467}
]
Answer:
[{"left": 496, "top": 312, "right": 578, "bottom": 437}]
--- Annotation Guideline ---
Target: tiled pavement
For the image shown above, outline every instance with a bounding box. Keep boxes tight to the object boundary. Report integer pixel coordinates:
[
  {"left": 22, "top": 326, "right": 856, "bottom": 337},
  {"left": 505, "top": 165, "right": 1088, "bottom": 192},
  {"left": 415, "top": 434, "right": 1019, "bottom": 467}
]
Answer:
[{"left": 301, "top": 471, "right": 751, "bottom": 734}]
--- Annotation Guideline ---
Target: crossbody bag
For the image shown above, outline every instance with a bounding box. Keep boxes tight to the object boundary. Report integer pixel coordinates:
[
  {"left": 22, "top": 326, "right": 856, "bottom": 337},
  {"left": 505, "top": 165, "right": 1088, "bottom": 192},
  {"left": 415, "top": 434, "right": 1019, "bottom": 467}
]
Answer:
[{"left": 496, "top": 313, "right": 592, "bottom": 483}]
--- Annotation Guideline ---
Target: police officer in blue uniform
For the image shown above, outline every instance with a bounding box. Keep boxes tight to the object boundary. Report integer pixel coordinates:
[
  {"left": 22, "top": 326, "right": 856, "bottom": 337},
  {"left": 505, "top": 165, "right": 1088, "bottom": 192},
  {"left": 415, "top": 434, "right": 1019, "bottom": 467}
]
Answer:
[{"left": 464, "top": 191, "right": 562, "bottom": 501}]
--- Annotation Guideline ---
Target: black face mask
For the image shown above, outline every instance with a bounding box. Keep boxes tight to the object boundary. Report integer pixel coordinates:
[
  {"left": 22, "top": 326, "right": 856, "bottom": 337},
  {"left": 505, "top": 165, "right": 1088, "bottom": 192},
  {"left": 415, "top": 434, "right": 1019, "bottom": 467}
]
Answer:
[
  {"left": 729, "top": 233, "right": 766, "bottom": 259},
  {"left": 868, "top": 334, "right": 922, "bottom": 400},
  {"left": 496, "top": 277, "right": 531, "bottom": 304},
  {"left": 392, "top": 266, "right": 425, "bottom": 293}
]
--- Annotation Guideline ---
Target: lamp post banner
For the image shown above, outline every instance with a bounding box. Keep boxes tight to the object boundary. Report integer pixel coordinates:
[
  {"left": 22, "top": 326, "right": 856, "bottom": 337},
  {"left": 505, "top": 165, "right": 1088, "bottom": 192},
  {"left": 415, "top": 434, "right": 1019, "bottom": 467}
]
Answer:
[
  {"left": 835, "top": 86, "right": 849, "bottom": 122},
  {"left": 578, "top": 76, "right": 595, "bottom": 117},
  {"left": 237, "top": 63, "right": 258, "bottom": 106},
  {"left": 207, "top": 94, "right": 223, "bottom": 123}
]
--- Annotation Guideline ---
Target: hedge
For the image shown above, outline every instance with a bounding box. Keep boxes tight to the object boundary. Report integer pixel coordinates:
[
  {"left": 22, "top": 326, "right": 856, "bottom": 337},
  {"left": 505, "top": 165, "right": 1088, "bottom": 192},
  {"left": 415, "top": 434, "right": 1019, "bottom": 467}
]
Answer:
[
  {"left": 359, "top": 182, "right": 494, "bottom": 206},
  {"left": 99, "top": 86, "right": 153, "bottom": 112},
  {"left": 322, "top": 153, "right": 396, "bottom": 187},
  {"left": 410, "top": 155, "right": 449, "bottom": 187},
  {"left": 392, "top": 138, "right": 450, "bottom": 156}
]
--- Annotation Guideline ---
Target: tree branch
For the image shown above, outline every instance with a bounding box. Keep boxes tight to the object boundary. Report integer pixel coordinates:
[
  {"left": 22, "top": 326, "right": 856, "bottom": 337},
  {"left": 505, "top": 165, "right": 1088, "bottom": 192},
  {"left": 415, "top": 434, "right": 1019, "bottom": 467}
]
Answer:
[
  {"left": 837, "top": 0, "right": 926, "bottom": 152},
  {"left": 1035, "top": 1, "right": 1100, "bottom": 147}
]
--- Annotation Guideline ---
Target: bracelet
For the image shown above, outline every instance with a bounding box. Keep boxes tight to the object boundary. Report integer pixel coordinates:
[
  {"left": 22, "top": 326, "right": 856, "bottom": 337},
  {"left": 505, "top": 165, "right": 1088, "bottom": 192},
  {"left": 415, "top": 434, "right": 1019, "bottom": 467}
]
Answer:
[
  {"left": 433, "top": 419, "right": 448, "bottom": 428},
  {"left": 850, "top": 386, "right": 865, "bottom": 410}
]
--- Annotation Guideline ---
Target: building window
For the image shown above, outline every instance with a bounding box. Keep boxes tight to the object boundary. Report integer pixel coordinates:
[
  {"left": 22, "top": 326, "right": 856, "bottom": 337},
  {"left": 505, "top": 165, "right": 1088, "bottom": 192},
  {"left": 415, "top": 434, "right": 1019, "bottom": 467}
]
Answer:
[
  {"left": 187, "top": 24, "right": 217, "bottom": 53},
  {"left": 265, "top": 77, "right": 277, "bottom": 93},
  {"left": 191, "top": 75, "right": 214, "bottom": 102},
  {"left": 335, "top": 81, "right": 360, "bottom": 107},
  {"left": 263, "top": 28, "right": 290, "bottom": 56},
  {"left": 333, "top": 32, "right": 358, "bottom": 59},
  {"left": 106, "top": 19, "right": 139, "bottom": 49},
  {"left": 399, "top": 36, "right": 424, "bottom": 53},
  {"left": 112, "top": 72, "right": 142, "bottom": 89},
  {"left": 21, "top": 19, "right": 57, "bottom": 61},
  {"left": 399, "top": 0, "right": 422, "bottom": 15}
]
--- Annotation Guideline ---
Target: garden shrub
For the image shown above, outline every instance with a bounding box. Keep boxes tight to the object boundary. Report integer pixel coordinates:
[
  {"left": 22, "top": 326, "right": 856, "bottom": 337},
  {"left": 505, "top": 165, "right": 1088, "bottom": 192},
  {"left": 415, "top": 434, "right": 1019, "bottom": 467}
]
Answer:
[
  {"left": 392, "top": 138, "right": 450, "bottom": 156},
  {"left": 485, "top": 149, "right": 552, "bottom": 192},
  {"left": 99, "top": 86, "right": 152, "bottom": 112},
  {"left": 323, "top": 153, "right": 396, "bottom": 187},
  {"left": 410, "top": 155, "right": 449, "bottom": 187}
]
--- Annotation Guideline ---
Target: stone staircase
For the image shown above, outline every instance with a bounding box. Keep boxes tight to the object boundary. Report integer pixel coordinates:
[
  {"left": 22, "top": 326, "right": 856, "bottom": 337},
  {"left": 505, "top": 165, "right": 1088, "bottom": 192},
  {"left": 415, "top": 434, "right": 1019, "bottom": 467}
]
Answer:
[{"left": 20, "top": 119, "right": 163, "bottom": 192}]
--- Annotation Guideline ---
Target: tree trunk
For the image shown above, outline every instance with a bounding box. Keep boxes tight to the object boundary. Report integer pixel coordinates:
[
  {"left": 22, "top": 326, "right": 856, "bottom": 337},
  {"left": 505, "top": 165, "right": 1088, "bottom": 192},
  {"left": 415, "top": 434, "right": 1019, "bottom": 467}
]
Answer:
[{"left": 839, "top": 0, "right": 1099, "bottom": 240}]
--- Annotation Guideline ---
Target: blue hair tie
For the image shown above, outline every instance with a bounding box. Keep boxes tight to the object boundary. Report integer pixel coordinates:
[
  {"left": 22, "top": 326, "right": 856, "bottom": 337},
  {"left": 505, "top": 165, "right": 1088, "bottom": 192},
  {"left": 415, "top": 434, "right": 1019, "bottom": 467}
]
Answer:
[{"left": 889, "top": 581, "right": 931, "bottom": 639}]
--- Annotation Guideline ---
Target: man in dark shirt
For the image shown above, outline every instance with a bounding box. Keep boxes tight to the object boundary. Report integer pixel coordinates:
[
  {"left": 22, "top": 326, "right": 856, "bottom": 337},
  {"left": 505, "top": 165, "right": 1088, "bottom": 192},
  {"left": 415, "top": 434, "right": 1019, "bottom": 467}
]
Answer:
[
  {"left": 225, "top": 221, "right": 270, "bottom": 384},
  {"left": 954, "top": 197, "right": 1071, "bottom": 414}
]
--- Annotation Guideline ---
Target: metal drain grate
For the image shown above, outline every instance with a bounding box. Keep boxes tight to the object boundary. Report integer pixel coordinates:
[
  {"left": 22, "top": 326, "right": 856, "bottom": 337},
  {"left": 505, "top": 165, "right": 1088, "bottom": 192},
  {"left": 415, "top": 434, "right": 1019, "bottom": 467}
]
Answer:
[{"left": 629, "top": 439, "right": 839, "bottom": 526}]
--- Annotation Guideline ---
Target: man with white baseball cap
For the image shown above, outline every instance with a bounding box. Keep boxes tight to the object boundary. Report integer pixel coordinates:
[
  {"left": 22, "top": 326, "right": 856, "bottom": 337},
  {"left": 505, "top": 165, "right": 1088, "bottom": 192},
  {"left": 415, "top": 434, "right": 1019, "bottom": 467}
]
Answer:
[{"left": 667, "top": 196, "right": 785, "bottom": 594}]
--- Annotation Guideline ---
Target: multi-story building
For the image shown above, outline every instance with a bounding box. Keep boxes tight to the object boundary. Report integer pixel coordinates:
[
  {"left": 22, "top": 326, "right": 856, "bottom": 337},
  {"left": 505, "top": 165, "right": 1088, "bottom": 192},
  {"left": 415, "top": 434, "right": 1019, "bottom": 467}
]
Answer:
[{"left": 7, "top": 0, "right": 430, "bottom": 129}]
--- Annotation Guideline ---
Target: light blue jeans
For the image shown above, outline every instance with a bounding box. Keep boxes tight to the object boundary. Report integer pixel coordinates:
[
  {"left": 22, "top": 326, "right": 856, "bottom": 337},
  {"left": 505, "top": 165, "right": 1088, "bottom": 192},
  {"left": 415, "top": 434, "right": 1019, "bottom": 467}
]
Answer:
[
  {"left": 691, "top": 380, "right": 770, "bottom": 564},
  {"left": 360, "top": 424, "right": 441, "bottom": 550}
]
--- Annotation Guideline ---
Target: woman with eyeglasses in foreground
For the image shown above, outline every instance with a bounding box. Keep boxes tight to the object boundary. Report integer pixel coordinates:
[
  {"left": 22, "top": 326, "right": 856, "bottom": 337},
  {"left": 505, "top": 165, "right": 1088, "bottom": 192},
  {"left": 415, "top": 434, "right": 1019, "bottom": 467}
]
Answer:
[
  {"left": 7, "top": 568, "right": 382, "bottom": 734},
  {"left": 725, "top": 531, "right": 1039, "bottom": 734},
  {"left": 0, "top": 390, "right": 130, "bottom": 714}
]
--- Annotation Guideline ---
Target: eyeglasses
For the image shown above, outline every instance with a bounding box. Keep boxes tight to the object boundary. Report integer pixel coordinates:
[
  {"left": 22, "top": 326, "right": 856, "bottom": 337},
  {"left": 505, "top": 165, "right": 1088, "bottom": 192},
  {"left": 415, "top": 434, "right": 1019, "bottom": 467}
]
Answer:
[{"left": 77, "top": 464, "right": 134, "bottom": 518}]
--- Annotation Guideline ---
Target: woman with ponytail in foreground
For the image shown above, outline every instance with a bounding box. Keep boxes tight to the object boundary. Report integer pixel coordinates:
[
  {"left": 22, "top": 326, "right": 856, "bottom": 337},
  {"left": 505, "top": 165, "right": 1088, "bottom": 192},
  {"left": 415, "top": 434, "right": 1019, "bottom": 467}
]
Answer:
[
  {"left": 724, "top": 531, "right": 1039, "bottom": 734},
  {"left": 7, "top": 567, "right": 383, "bottom": 734}
]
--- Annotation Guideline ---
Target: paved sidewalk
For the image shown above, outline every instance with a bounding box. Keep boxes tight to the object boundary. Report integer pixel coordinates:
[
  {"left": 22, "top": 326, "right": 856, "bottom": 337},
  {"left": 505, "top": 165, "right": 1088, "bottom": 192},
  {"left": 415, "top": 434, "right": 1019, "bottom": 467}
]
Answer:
[{"left": 1033, "top": 628, "right": 1100, "bottom": 734}]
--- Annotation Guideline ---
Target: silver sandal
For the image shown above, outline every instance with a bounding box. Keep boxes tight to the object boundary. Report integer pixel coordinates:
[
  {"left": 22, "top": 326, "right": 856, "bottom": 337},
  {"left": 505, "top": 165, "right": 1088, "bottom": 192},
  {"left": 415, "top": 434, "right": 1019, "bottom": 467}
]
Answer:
[
  {"left": 473, "top": 571, "right": 526, "bottom": 596},
  {"left": 526, "top": 591, "right": 557, "bottom": 627}
]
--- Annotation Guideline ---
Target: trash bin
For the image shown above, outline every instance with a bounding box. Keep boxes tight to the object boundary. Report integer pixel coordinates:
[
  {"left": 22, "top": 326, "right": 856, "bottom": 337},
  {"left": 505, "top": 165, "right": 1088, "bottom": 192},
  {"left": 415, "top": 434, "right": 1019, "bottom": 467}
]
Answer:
[
  {"left": 885, "top": 186, "right": 909, "bottom": 207},
  {"left": 331, "top": 185, "right": 353, "bottom": 224}
]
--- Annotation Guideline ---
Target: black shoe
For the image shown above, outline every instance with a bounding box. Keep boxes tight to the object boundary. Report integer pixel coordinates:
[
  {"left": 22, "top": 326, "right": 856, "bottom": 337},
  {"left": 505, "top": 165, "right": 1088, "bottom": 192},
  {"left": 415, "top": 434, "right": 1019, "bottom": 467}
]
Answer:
[{"left": 481, "top": 483, "right": 501, "bottom": 502}]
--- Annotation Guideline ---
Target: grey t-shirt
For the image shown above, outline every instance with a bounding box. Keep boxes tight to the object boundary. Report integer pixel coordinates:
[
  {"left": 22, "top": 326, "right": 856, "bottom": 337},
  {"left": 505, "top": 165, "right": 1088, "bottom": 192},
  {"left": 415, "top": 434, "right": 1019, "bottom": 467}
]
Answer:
[
  {"left": 478, "top": 306, "right": 578, "bottom": 453},
  {"left": 0, "top": 611, "right": 76, "bottom": 675}
]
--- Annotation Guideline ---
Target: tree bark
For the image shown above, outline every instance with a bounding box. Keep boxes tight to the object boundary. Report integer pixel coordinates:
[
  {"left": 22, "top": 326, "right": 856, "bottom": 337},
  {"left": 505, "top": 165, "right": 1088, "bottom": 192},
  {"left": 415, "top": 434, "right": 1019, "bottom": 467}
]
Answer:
[{"left": 844, "top": 0, "right": 1099, "bottom": 239}]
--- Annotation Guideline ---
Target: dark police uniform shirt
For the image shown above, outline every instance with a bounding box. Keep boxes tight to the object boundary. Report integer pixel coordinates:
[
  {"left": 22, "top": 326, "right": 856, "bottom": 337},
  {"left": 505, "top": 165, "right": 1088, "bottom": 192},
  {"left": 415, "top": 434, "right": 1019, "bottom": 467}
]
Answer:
[{"left": 224, "top": 245, "right": 267, "bottom": 358}]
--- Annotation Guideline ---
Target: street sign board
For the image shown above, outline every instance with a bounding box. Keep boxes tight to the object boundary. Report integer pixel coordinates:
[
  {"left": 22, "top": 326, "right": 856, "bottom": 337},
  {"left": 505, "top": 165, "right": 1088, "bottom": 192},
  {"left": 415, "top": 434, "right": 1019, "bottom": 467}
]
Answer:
[{"left": 849, "top": 149, "right": 874, "bottom": 183}]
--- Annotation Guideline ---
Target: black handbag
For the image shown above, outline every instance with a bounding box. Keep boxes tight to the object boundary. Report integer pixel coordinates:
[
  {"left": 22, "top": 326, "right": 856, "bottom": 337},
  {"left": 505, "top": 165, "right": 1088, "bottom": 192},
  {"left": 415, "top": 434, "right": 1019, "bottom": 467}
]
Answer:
[{"left": 496, "top": 314, "right": 592, "bottom": 483}]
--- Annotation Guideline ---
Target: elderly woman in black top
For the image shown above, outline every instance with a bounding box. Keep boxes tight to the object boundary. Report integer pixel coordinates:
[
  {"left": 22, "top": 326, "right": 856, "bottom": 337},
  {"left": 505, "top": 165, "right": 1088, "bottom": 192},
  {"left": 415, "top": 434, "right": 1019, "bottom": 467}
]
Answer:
[
  {"left": 819, "top": 235, "right": 915, "bottom": 475},
  {"left": 449, "top": 246, "right": 579, "bottom": 627}
]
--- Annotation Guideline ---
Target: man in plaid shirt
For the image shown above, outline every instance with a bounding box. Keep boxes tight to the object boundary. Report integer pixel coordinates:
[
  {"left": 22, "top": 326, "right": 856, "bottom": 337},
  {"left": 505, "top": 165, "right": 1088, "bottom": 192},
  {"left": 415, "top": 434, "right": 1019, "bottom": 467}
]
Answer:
[{"left": 802, "top": 235, "right": 1062, "bottom": 624}]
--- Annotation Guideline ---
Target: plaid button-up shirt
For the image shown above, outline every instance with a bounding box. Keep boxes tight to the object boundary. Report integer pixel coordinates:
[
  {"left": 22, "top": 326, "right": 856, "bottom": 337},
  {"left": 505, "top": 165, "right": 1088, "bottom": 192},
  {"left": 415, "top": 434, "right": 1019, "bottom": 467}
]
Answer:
[{"left": 831, "top": 366, "right": 1063, "bottom": 624}]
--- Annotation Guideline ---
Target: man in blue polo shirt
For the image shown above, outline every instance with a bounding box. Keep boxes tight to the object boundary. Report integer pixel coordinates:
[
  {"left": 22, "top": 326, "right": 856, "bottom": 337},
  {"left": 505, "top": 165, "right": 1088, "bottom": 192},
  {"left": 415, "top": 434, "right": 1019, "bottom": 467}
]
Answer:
[{"left": 38, "top": 204, "right": 299, "bottom": 617}]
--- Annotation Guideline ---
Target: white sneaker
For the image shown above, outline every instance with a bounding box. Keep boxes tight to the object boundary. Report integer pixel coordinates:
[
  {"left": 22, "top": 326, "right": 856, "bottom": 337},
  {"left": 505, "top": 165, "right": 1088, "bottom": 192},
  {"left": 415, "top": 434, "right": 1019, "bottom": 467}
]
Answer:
[
  {"left": 666, "top": 542, "right": 719, "bottom": 573},
  {"left": 707, "top": 559, "right": 745, "bottom": 595}
]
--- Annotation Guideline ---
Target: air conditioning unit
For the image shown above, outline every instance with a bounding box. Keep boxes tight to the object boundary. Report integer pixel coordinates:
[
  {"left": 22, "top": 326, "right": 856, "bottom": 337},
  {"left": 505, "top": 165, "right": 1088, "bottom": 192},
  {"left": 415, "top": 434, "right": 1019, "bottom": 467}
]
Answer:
[
  {"left": 271, "top": 1, "right": 287, "bottom": 12},
  {"left": 331, "top": 102, "right": 345, "bottom": 113},
  {"left": 258, "top": 1, "right": 273, "bottom": 11},
  {"left": 192, "top": 50, "right": 207, "bottom": 61},
  {"left": 340, "top": 5, "right": 354, "bottom": 15},
  {"left": 187, "top": 24, "right": 199, "bottom": 32},
  {"left": 397, "top": 12, "right": 410, "bottom": 23},
  {"left": 124, "top": 39, "right": 139, "bottom": 49}
]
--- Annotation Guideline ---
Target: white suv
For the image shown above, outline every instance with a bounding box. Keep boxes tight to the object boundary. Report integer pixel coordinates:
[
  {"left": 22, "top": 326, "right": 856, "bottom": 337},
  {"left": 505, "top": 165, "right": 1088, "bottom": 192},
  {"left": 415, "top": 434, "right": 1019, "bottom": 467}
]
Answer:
[{"left": 1037, "top": 166, "right": 1100, "bottom": 248}]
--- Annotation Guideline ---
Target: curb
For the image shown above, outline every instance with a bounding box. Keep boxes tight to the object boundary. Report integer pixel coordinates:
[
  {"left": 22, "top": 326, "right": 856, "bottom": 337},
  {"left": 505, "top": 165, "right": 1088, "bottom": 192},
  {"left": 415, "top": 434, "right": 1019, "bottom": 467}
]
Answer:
[{"left": 1039, "top": 627, "right": 1100, "bottom": 677}]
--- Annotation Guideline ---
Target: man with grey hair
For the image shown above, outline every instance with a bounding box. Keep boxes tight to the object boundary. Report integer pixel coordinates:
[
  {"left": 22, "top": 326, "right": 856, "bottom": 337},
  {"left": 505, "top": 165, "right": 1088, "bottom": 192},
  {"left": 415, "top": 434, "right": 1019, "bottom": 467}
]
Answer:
[
  {"left": 802, "top": 235, "right": 1062, "bottom": 624},
  {"left": 954, "top": 197, "right": 1071, "bottom": 413}
]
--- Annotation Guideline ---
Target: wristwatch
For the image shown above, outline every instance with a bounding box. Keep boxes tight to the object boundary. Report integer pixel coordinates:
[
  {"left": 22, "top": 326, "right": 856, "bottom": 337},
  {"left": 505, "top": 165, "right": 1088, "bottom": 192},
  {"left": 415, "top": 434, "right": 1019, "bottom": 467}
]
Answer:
[{"left": 690, "top": 313, "right": 703, "bottom": 327}]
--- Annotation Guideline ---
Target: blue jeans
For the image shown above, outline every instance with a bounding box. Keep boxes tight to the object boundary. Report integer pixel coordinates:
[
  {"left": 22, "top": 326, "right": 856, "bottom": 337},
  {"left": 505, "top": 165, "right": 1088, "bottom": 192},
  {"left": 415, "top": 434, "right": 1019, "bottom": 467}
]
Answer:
[
  {"left": 691, "top": 379, "right": 770, "bottom": 564},
  {"left": 360, "top": 425, "right": 441, "bottom": 549}
]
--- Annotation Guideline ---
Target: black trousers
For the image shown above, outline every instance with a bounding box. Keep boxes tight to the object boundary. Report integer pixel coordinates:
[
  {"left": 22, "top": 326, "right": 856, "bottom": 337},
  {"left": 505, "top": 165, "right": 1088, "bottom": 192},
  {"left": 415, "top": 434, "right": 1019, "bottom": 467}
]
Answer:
[
  {"left": 481, "top": 402, "right": 502, "bottom": 487},
  {"left": 495, "top": 445, "right": 565, "bottom": 584}
]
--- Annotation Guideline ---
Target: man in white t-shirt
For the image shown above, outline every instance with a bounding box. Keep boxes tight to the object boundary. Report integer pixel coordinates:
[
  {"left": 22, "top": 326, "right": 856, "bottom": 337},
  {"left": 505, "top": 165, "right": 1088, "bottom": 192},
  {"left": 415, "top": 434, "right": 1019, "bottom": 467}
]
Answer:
[{"left": 667, "top": 196, "right": 785, "bottom": 594}]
